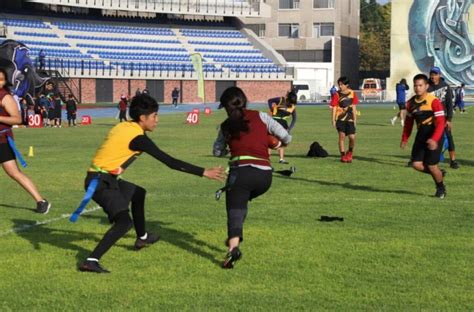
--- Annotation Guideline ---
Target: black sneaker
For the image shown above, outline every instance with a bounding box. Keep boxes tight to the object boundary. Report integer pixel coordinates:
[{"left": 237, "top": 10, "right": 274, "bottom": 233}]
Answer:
[
  {"left": 36, "top": 200, "right": 51, "bottom": 214},
  {"left": 450, "top": 160, "right": 459, "bottom": 169},
  {"left": 134, "top": 232, "right": 160, "bottom": 250},
  {"left": 435, "top": 186, "right": 447, "bottom": 199},
  {"left": 222, "top": 247, "right": 242, "bottom": 269},
  {"left": 79, "top": 260, "right": 110, "bottom": 273}
]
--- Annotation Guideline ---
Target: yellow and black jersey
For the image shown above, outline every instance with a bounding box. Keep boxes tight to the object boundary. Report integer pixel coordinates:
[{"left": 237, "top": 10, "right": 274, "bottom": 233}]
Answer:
[
  {"left": 90, "top": 121, "right": 144, "bottom": 175},
  {"left": 90, "top": 121, "right": 204, "bottom": 177},
  {"left": 402, "top": 94, "right": 446, "bottom": 143},
  {"left": 331, "top": 90, "right": 359, "bottom": 121},
  {"left": 267, "top": 96, "right": 297, "bottom": 129}
]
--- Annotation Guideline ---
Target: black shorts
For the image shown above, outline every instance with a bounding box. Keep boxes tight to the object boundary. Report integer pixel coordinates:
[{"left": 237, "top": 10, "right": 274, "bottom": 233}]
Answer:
[
  {"left": 67, "top": 111, "right": 76, "bottom": 120},
  {"left": 411, "top": 137, "right": 442, "bottom": 166},
  {"left": 397, "top": 102, "right": 406, "bottom": 110},
  {"left": 48, "top": 110, "right": 56, "bottom": 119},
  {"left": 336, "top": 120, "right": 356, "bottom": 135},
  {"left": 274, "top": 118, "right": 289, "bottom": 130},
  {"left": 226, "top": 166, "right": 272, "bottom": 240},
  {"left": 85, "top": 172, "right": 142, "bottom": 222},
  {"left": 0, "top": 142, "right": 15, "bottom": 164}
]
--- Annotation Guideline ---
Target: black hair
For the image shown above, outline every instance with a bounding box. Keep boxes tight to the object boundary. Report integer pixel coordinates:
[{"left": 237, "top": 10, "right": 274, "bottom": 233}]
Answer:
[
  {"left": 413, "top": 74, "right": 429, "bottom": 84},
  {"left": 400, "top": 78, "right": 407, "bottom": 85},
  {"left": 337, "top": 76, "right": 350, "bottom": 86},
  {"left": 219, "top": 86, "right": 249, "bottom": 140},
  {"left": 286, "top": 91, "right": 297, "bottom": 105},
  {"left": 129, "top": 93, "right": 159, "bottom": 122},
  {"left": 0, "top": 68, "right": 12, "bottom": 92},
  {"left": 461, "top": 83, "right": 465, "bottom": 87}
]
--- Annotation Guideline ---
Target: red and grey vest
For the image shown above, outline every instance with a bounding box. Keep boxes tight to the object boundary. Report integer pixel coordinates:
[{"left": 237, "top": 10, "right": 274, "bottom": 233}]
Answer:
[
  {"left": 228, "top": 109, "right": 271, "bottom": 167},
  {"left": 0, "top": 88, "right": 13, "bottom": 144}
]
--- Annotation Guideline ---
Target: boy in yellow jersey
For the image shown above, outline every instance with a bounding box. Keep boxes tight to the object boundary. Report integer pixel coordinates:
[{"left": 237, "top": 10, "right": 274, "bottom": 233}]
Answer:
[{"left": 78, "top": 94, "right": 225, "bottom": 273}]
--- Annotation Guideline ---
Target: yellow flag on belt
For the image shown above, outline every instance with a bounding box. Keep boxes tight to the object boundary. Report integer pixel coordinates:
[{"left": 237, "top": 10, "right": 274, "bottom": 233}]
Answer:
[{"left": 190, "top": 53, "right": 205, "bottom": 102}]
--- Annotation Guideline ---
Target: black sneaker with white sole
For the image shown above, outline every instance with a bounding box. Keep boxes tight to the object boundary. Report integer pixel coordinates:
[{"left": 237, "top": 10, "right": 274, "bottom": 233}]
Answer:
[
  {"left": 435, "top": 186, "right": 447, "bottom": 199},
  {"left": 79, "top": 260, "right": 110, "bottom": 273},
  {"left": 36, "top": 200, "right": 51, "bottom": 214},
  {"left": 222, "top": 247, "right": 242, "bottom": 269},
  {"left": 134, "top": 232, "right": 160, "bottom": 250}
]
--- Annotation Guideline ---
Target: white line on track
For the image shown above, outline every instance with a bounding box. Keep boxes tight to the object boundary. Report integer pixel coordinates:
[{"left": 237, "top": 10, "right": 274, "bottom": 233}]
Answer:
[{"left": 0, "top": 206, "right": 101, "bottom": 237}]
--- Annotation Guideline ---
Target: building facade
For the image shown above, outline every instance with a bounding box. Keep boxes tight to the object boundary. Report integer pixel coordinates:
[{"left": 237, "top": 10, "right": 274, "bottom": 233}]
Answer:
[{"left": 241, "top": 0, "right": 360, "bottom": 97}]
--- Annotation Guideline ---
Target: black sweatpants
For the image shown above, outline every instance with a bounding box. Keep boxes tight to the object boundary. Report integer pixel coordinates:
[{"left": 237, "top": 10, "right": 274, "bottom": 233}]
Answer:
[
  {"left": 84, "top": 173, "right": 147, "bottom": 260},
  {"left": 119, "top": 110, "right": 127, "bottom": 122},
  {"left": 445, "top": 127, "right": 455, "bottom": 152},
  {"left": 225, "top": 166, "right": 272, "bottom": 241}
]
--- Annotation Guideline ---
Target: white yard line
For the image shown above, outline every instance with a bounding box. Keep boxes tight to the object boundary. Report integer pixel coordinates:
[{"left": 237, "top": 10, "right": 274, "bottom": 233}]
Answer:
[{"left": 0, "top": 206, "right": 101, "bottom": 237}]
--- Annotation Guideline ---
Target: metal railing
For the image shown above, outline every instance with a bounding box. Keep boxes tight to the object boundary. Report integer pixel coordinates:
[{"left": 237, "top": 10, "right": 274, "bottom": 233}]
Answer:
[
  {"left": 27, "top": 0, "right": 267, "bottom": 17},
  {"left": 37, "top": 57, "right": 294, "bottom": 81}
]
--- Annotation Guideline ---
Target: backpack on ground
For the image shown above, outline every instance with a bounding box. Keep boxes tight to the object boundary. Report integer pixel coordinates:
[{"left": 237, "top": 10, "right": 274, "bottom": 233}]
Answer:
[{"left": 306, "top": 141, "right": 328, "bottom": 158}]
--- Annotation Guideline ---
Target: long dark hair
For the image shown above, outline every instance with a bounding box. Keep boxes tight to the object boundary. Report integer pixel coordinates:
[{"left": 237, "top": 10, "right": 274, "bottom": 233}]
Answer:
[
  {"left": 0, "top": 68, "right": 12, "bottom": 92},
  {"left": 220, "top": 87, "right": 249, "bottom": 140}
]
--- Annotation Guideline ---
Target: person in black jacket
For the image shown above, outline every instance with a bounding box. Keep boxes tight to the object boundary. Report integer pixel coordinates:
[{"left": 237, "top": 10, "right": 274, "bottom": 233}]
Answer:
[
  {"left": 66, "top": 94, "right": 77, "bottom": 127},
  {"left": 172, "top": 87, "right": 179, "bottom": 108},
  {"left": 428, "top": 67, "right": 458, "bottom": 169}
]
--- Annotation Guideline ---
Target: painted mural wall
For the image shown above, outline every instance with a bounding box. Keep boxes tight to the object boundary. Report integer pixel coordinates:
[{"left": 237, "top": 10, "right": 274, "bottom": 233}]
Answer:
[{"left": 389, "top": 0, "right": 473, "bottom": 93}]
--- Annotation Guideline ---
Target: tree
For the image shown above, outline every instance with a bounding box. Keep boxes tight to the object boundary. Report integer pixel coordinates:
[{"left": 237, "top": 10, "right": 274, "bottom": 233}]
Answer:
[{"left": 359, "top": 1, "right": 391, "bottom": 72}]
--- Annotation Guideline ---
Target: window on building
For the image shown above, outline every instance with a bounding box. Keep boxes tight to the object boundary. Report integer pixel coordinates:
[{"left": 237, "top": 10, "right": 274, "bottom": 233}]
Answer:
[
  {"left": 279, "top": 23, "right": 299, "bottom": 38},
  {"left": 313, "top": 0, "right": 334, "bottom": 9},
  {"left": 279, "top": 0, "right": 300, "bottom": 9},
  {"left": 246, "top": 24, "right": 266, "bottom": 37},
  {"left": 313, "top": 23, "right": 334, "bottom": 37}
]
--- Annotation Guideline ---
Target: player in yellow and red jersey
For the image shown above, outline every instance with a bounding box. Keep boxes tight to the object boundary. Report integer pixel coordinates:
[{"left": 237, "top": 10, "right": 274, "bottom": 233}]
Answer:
[
  {"left": 330, "top": 77, "right": 359, "bottom": 163},
  {"left": 401, "top": 74, "right": 447, "bottom": 199}
]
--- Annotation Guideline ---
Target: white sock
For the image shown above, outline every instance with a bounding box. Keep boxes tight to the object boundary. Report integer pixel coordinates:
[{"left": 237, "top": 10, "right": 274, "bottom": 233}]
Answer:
[
  {"left": 140, "top": 232, "right": 148, "bottom": 240},
  {"left": 87, "top": 258, "right": 99, "bottom": 262}
]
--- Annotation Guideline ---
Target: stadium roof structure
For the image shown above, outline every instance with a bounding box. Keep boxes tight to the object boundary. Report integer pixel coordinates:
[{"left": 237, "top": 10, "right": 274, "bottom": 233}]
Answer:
[{"left": 25, "top": 0, "right": 270, "bottom": 18}]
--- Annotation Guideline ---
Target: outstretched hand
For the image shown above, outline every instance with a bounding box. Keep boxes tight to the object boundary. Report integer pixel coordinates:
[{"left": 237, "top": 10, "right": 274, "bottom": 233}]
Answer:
[{"left": 203, "top": 166, "right": 227, "bottom": 182}]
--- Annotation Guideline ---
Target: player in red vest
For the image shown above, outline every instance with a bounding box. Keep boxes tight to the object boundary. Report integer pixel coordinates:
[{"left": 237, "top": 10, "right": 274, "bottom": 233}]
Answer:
[
  {"left": 214, "top": 87, "right": 292, "bottom": 269},
  {"left": 0, "top": 68, "right": 50, "bottom": 213}
]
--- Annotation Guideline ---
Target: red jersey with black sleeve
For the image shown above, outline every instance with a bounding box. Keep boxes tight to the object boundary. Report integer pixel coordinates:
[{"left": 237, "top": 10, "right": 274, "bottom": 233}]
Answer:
[
  {"left": 0, "top": 88, "right": 13, "bottom": 144},
  {"left": 401, "top": 94, "right": 445, "bottom": 143},
  {"left": 330, "top": 90, "right": 359, "bottom": 121}
]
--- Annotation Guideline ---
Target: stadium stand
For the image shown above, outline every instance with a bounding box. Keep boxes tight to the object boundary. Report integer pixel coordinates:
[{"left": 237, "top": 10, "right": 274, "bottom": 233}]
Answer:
[{"left": 1, "top": 16, "right": 286, "bottom": 79}]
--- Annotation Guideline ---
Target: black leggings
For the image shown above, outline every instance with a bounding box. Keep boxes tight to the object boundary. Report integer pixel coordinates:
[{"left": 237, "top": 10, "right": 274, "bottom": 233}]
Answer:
[
  {"left": 226, "top": 166, "right": 272, "bottom": 241},
  {"left": 86, "top": 175, "right": 147, "bottom": 260},
  {"left": 445, "top": 128, "right": 455, "bottom": 152}
]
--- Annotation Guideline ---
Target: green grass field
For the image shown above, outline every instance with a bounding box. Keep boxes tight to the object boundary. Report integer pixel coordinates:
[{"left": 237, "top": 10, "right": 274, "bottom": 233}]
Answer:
[{"left": 0, "top": 106, "right": 472, "bottom": 310}]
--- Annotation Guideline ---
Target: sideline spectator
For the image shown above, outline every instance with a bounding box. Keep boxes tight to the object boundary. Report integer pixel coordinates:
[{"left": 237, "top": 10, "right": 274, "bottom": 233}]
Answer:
[
  {"left": 38, "top": 94, "right": 49, "bottom": 127},
  {"left": 66, "top": 94, "right": 77, "bottom": 127},
  {"left": 118, "top": 95, "right": 128, "bottom": 122},
  {"left": 172, "top": 87, "right": 179, "bottom": 108}
]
